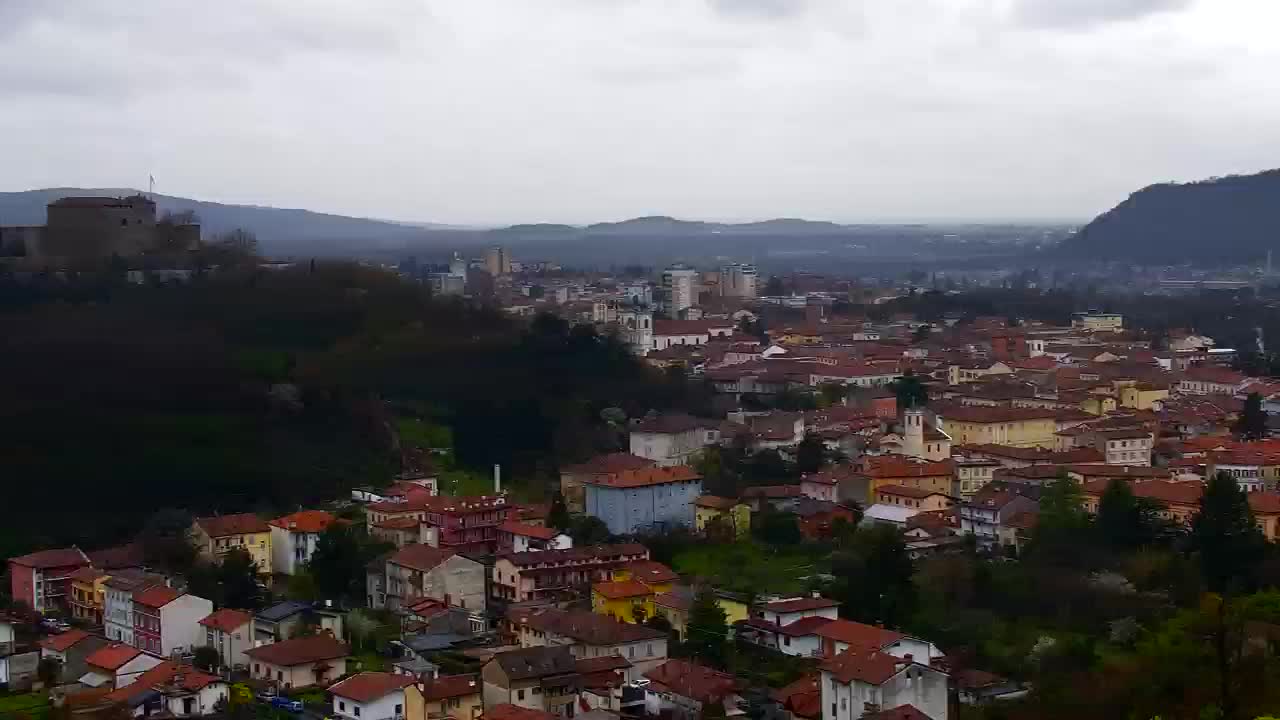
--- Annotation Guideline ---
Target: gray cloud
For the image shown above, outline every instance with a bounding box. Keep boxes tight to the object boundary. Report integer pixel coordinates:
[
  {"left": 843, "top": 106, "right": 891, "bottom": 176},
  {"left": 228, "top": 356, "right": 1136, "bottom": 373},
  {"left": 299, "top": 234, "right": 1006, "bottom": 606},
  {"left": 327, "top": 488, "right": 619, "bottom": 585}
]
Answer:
[
  {"left": 0, "top": 0, "right": 1277, "bottom": 226},
  {"left": 709, "top": 0, "right": 808, "bottom": 18},
  {"left": 1014, "top": 0, "right": 1194, "bottom": 29}
]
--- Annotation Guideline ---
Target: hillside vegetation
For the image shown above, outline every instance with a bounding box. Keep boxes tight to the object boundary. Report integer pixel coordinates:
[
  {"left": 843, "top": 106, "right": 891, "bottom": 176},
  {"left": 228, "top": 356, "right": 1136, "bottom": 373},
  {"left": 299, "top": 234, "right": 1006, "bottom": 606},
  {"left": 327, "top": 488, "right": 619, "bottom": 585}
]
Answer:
[{"left": 1061, "top": 169, "right": 1280, "bottom": 263}]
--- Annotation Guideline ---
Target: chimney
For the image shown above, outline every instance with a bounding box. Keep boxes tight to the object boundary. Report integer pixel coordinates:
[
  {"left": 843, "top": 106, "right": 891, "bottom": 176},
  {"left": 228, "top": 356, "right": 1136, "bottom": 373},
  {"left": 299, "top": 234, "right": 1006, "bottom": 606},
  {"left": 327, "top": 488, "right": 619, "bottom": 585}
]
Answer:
[
  {"left": 903, "top": 654, "right": 913, "bottom": 663},
  {"left": 494, "top": 464, "right": 502, "bottom": 494}
]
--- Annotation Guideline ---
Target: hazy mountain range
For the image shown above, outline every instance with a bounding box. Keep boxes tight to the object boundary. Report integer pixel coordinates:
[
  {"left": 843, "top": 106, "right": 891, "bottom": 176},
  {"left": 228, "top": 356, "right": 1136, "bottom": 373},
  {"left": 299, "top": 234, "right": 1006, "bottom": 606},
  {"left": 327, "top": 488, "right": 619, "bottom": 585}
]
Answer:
[{"left": 0, "top": 187, "right": 1069, "bottom": 268}]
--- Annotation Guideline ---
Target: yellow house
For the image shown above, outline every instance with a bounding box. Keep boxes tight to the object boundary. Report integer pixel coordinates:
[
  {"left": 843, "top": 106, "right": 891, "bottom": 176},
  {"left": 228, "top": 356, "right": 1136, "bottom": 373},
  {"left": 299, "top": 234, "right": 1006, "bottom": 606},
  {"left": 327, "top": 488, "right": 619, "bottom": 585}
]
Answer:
[
  {"left": 191, "top": 513, "right": 273, "bottom": 575},
  {"left": 593, "top": 560, "right": 680, "bottom": 624},
  {"left": 69, "top": 567, "right": 110, "bottom": 625},
  {"left": 652, "top": 590, "right": 749, "bottom": 641},
  {"left": 1118, "top": 382, "right": 1170, "bottom": 410},
  {"left": 935, "top": 405, "right": 1057, "bottom": 448},
  {"left": 693, "top": 496, "right": 751, "bottom": 538},
  {"left": 1080, "top": 394, "right": 1118, "bottom": 416},
  {"left": 405, "top": 674, "right": 482, "bottom": 720}
]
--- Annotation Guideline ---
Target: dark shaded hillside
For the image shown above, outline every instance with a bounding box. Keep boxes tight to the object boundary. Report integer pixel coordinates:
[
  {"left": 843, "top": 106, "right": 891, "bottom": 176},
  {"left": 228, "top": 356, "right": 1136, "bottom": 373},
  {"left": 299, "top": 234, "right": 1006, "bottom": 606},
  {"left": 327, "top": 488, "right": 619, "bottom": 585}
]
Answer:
[
  {"left": 0, "top": 266, "right": 685, "bottom": 559},
  {"left": 0, "top": 187, "right": 454, "bottom": 256},
  {"left": 1060, "top": 170, "right": 1280, "bottom": 263}
]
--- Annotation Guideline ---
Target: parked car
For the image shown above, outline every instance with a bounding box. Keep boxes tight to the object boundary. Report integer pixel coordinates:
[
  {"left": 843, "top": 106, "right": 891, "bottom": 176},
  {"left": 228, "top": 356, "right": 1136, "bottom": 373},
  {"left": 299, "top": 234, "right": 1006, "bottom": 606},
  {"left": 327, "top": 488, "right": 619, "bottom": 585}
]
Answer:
[{"left": 271, "top": 698, "right": 304, "bottom": 713}]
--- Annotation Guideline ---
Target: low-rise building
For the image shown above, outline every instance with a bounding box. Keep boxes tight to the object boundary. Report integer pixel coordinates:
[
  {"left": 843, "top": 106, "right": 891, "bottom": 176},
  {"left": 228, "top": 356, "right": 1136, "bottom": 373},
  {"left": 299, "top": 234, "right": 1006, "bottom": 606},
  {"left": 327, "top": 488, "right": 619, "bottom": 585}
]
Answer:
[
  {"left": 560, "top": 453, "right": 658, "bottom": 514},
  {"left": 694, "top": 496, "right": 751, "bottom": 538},
  {"left": 376, "top": 545, "right": 487, "bottom": 614},
  {"left": 199, "top": 608, "right": 255, "bottom": 670},
  {"left": 643, "top": 659, "right": 744, "bottom": 720},
  {"left": 7, "top": 547, "right": 91, "bottom": 613},
  {"left": 933, "top": 404, "right": 1058, "bottom": 448},
  {"left": 584, "top": 466, "right": 703, "bottom": 535},
  {"left": 103, "top": 569, "right": 168, "bottom": 645},
  {"left": 820, "top": 650, "right": 949, "bottom": 720},
  {"left": 191, "top": 514, "right": 273, "bottom": 575},
  {"left": 497, "top": 522, "right": 572, "bottom": 553},
  {"left": 79, "top": 643, "right": 164, "bottom": 689},
  {"left": 329, "top": 672, "right": 415, "bottom": 720},
  {"left": 481, "top": 646, "right": 581, "bottom": 718},
  {"left": 39, "top": 629, "right": 109, "bottom": 684},
  {"left": 132, "top": 587, "right": 213, "bottom": 657},
  {"left": 69, "top": 566, "right": 110, "bottom": 626},
  {"left": 103, "top": 660, "right": 227, "bottom": 718},
  {"left": 958, "top": 484, "right": 1039, "bottom": 549},
  {"left": 405, "top": 674, "right": 483, "bottom": 720},
  {"left": 269, "top": 510, "right": 341, "bottom": 576},
  {"left": 872, "top": 486, "right": 954, "bottom": 512},
  {"left": 629, "top": 414, "right": 721, "bottom": 466},
  {"left": 513, "top": 607, "right": 668, "bottom": 679},
  {"left": 492, "top": 544, "right": 650, "bottom": 604},
  {"left": 244, "top": 634, "right": 350, "bottom": 690}
]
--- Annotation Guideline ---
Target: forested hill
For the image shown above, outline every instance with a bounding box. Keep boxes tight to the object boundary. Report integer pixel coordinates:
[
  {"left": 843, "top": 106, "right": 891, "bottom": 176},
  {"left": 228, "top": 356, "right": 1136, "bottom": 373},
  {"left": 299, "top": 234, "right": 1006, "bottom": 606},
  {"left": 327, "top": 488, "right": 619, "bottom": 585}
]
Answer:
[
  {"left": 0, "top": 266, "right": 693, "bottom": 559},
  {"left": 1058, "top": 169, "right": 1280, "bottom": 263}
]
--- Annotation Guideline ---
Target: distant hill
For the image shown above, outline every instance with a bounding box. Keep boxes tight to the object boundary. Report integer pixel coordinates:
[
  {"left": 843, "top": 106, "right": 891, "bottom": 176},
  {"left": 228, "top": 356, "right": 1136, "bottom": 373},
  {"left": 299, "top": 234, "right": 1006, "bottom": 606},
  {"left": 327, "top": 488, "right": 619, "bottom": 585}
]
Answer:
[
  {"left": 1059, "top": 170, "right": 1280, "bottom": 263},
  {"left": 0, "top": 188, "right": 448, "bottom": 256}
]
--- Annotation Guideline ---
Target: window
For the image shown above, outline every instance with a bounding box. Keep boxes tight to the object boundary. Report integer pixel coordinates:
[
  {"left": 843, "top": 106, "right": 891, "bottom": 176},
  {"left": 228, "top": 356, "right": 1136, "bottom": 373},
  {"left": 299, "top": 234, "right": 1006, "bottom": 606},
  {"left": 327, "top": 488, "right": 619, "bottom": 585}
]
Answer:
[
  {"left": 354, "top": 708, "right": 361, "bottom": 717},
  {"left": 395, "top": 705, "right": 403, "bottom": 716},
  {"left": 532, "top": 687, "right": 541, "bottom": 695},
  {"left": 518, "top": 690, "right": 525, "bottom": 701}
]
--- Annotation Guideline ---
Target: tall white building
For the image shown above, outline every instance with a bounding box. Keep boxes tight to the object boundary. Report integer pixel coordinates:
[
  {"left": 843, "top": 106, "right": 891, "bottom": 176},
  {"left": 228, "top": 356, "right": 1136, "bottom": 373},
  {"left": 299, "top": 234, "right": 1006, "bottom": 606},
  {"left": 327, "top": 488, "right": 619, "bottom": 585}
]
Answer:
[
  {"left": 662, "top": 266, "right": 698, "bottom": 314},
  {"left": 617, "top": 306, "right": 654, "bottom": 355},
  {"left": 720, "top": 263, "right": 758, "bottom": 298}
]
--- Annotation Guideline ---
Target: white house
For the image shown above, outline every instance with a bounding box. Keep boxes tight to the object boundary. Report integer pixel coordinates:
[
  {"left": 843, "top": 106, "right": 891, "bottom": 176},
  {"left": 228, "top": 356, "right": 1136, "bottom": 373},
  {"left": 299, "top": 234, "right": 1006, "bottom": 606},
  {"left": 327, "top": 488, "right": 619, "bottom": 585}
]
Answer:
[
  {"left": 329, "top": 672, "right": 415, "bottom": 720},
  {"left": 244, "top": 634, "right": 350, "bottom": 690},
  {"left": 629, "top": 414, "right": 721, "bottom": 466},
  {"left": 103, "top": 661, "right": 228, "bottom": 718},
  {"left": 198, "top": 608, "right": 255, "bottom": 670},
  {"left": 79, "top": 644, "right": 165, "bottom": 689},
  {"left": 103, "top": 571, "right": 168, "bottom": 646},
  {"left": 820, "top": 650, "right": 949, "bottom": 720},
  {"left": 269, "top": 510, "right": 341, "bottom": 576},
  {"left": 131, "top": 587, "right": 214, "bottom": 657}
]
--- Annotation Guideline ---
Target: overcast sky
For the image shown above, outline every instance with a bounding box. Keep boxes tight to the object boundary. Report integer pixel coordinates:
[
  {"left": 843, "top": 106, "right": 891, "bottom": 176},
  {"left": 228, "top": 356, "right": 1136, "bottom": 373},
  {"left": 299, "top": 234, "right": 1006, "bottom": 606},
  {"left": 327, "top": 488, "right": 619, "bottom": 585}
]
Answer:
[{"left": 2, "top": 0, "right": 1278, "bottom": 226}]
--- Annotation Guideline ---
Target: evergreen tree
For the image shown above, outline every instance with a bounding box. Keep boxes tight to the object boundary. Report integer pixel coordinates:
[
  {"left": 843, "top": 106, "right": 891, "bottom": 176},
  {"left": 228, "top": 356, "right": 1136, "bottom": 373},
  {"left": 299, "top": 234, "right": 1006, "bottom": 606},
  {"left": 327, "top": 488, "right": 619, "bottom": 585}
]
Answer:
[
  {"left": 889, "top": 371, "right": 928, "bottom": 409},
  {"left": 795, "top": 433, "right": 825, "bottom": 475},
  {"left": 685, "top": 586, "right": 729, "bottom": 668},
  {"left": 834, "top": 525, "right": 917, "bottom": 627},
  {"left": 219, "top": 548, "right": 264, "bottom": 610},
  {"left": 1096, "top": 478, "right": 1156, "bottom": 550},
  {"left": 308, "top": 524, "right": 368, "bottom": 604},
  {"left": 1026, "top": 474, "right": 1092, "bottom": 568},
  {"left": 548, "top": 490, "right": 571, "bottom": 532},
  {"left": 1234, "top": 392, "right": 1269, "bottom": 440},
  {"left": 1192, "top": 471, "right": 1266, "bottom": 594}
]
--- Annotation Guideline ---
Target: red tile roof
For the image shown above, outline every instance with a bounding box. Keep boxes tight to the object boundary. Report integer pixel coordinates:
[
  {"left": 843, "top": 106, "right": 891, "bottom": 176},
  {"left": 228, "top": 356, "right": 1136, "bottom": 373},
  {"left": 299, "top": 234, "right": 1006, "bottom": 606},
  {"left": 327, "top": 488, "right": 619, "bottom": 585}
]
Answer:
[
  {"left": 1248, "top": 492, "right": 1280, "bottom": 515},
  {"left": 88, "top": 543, "right": 144, "bottom": 570},
  {"left": 819, "top": 649, "right": 904, "bottom": 685},
  {"left": 563, "top": 450, "right": 655, "bottom": 474},
  {"left": 498, "top": 521, "right": 558, "bottom": 540},
  {"left": 695, "top": 495, "right": 742, "bottom": 510},
  {"left": 584, "top": 465, "right": 702, "bottom": 488},
  {"left": 654, "top": 592, "right": 691, "bottom": 612},
  {"left": 40, "top": 629, "right": 92, "bottom": 652},
  {"left": 329, "top": 672, "right": 415, "bottom": 702},
  {"left": 519, "top": 608, "right": 666, "bottom": 645},
  {"left": 1082, "top": 479, "right": 1202, "bottom": 507},
  {"left": 624, "top": 560, "right": 679, "bottom": 584},
  {"left": 644, "top": 659, "right": 739, "bottom": 704},
  {"left": 195, "top": 513, "right": 270, "bottom": 538},
  {"left": 630, "top": 414, "right": 718, "bottom": 435},
  {"left": 104, "top": 661, "right": 220, "bottom": 703},
  {"left": 8, "top": 547, "right": 89, "bottom": 569},
  {"left": 742, "top": 484, "right": 803, "bottom": 498},
  {"left": 270, "top": 510, "right": 339, "bottom": 533},
  {"left": 419, "top": 674, "right": 481, "bottom": 700},
  {"left": 592, "top": 580, "right": 652, "bottom": 600},
  {"left": 70, "top": 567, "right": 108, "bottom": 583},
  {"left": 876, "top": 485, "right": 949, "bottom": 500},
  {"left": 86, "top": 643, "right": 144, "bottom": 671},
  {"left": 199, "top": 608, "right": 253, "bottom": 632},
  {"left": 133, "top": 586, "right": 182, "bottom": 608},
  {"left": 860, "top": 457, "right": 953, "bottom": 479},
  {"left": 814, "top": 619, "right": 904, "bottom": 651},
  {"left": 388, "top": 544, "right": 457, "bottom": 573},
  {"left": 498, "top": 543, "right": 648, "bottom": 568},
  {"left": 934, "top": 403, "right": 1058, "bottom": 424},
  {"left": 778, "top": 616, "right": 836, "bottom": 637},
  {"left": 243, "top": 634, "right": 349, "bottom": 666}
]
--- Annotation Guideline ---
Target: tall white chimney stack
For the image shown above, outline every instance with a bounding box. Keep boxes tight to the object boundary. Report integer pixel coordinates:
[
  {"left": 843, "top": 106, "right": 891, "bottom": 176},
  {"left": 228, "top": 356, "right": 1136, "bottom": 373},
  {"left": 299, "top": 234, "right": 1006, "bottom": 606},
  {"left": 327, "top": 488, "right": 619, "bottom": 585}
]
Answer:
[{"left": 493, "top": 464, "right": 502, "bottom": 495}]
